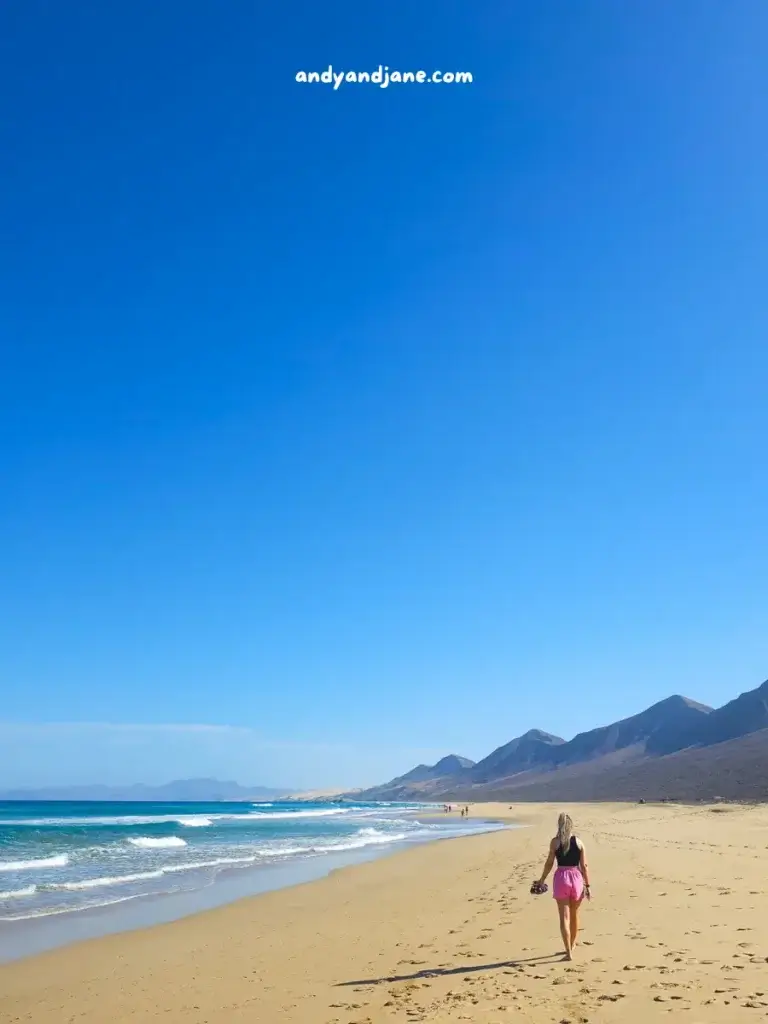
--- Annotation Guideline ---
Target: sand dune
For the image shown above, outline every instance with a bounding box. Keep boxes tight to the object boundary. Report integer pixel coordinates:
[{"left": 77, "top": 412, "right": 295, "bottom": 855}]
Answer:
[{"left": 2, "top": 801, "right": 767, "bottom": 1022}]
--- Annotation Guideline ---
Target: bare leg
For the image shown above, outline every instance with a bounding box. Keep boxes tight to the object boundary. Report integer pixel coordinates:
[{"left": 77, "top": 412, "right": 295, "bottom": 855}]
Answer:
[
  {"left": 557, "top": 900, "right": 572, "bottom": 959},
  {"left": 569, "top": 898, "right": 581, "bottom": 950}
]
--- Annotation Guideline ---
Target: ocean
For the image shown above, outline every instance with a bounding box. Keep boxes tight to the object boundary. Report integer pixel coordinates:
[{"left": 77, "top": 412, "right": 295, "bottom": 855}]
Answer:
[{"left": 0, "top": 800, "right": 496, "bottom": 927}]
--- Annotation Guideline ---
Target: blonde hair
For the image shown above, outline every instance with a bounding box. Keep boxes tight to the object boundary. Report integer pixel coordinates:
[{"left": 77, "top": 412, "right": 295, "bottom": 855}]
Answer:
[{"left": 556, "top": 812, "right": 573, "bottom": 854}]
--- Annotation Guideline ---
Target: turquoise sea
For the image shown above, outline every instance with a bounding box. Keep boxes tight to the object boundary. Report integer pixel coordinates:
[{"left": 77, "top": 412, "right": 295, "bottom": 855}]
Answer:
[{"left": 0, "top": 800, "right": 495, "bottom": 925}]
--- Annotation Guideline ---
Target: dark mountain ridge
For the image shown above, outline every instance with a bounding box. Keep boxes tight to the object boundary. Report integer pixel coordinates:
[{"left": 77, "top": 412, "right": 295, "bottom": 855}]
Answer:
[
  {"left": 649, "top": 679, "right": 768, "bottom": 755},
  {"left": 448, "top": 728, "right": 768, "bottom": 803},
  {"left": 395, "top": 755, "right": 475, "bottom": 786},
  {"left": 357, "top": 755, "right": 475, "bottom": 800},
  {"left": 470, "top": 729, "right": 565, "bottom": 783},
  {"left": 354, "top": 676, "right": 767, "bottom": 802},
  {"left": 551, "top": 694, "right": 712, "bottom": 766}
]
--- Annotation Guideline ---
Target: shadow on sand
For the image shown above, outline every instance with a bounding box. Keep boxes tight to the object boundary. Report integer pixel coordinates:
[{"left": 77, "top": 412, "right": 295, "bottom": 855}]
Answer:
[{"left": 337, "top": 952, "right": 566, "bottom": 987}]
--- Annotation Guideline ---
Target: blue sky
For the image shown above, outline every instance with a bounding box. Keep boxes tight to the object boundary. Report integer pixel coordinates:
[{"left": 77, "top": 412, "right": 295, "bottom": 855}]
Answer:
[{"left": 1, "top": 1, "right": 767, "bottom": 791}]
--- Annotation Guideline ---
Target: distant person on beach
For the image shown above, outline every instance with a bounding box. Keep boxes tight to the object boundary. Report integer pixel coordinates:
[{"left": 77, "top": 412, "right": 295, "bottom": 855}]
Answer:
[{"left": 534, "top": 812, "right": 590, "bottom": 960}]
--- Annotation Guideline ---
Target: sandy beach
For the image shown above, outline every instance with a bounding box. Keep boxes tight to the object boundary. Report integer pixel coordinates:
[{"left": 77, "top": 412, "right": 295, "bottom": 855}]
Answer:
[{"left": 2, "top": 801, "right": 767, "bottom": 1023}]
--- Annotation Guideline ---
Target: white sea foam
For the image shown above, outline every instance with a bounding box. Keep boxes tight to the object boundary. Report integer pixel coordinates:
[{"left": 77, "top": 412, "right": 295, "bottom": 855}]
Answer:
[
  {"left": 52, "top": 855, "right": 261, "bottom": 891},
  {"left": 0, "top": 885, "right": 37, "bottom": 899},
  {"left": 0, "top": 891, "right": 147, "bottom": 922},
  {"left": 242, "top": 808, "right": 350, "bottom": 820},
  {"left": 162, "top": 855, "right": 258, "bottom": 873},
  {"left": 128, "top": 836, "right": 187, "bottom": 849},
  {"left": 0, "top": 853, "right": 69, "bottom": 872},
  {"left": 0, "top": 814, "right": 205, "bottom": 827},
  {"left": 256, "top": 846, "right": 304, "bottom": 857},
  {"left": 255, "top": 829, "right": 410, "bottom": 858},
  {"left": 0, "top": 808, "right": 354, "bottom": 828},
  {"left": 56, "top": 869, "right": 164, "bottom": 890},
  {"left": 313, "top": 831, "right": 408, "bottom": 853},
  {"left": 359, "top": 817, "right": 412, "bottom": 827}
]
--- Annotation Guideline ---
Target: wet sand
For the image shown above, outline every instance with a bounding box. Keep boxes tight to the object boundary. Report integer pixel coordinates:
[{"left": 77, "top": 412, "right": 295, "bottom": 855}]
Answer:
[{"left": 2, "top": 801, "right": 767, "bottom": 1023}]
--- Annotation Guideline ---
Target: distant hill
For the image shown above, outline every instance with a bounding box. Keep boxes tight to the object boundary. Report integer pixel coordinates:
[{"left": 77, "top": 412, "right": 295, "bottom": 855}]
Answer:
[
  {"left": 399, "top": 755, "right": 475, "bottom": 784},
  {"left": 0, "top": 779, "right": 291, "bottom": 802},
  {"left": 648, "top": 679, "right": 768, "bottom": 755},
  {"left": 452, "top": 728, "right": 768, "bottom": 803},
  {"left": 354, "top": 675, "right": 768, "bottom": 803},
  {"left": 550, "top": 695, "right": 712, "bottom": 766},
  {"left": 470, "top": 730, "right": 565, "bottom": 782},
  {"left": 356, "top": 755, "right": 474, "bottom": 801}
]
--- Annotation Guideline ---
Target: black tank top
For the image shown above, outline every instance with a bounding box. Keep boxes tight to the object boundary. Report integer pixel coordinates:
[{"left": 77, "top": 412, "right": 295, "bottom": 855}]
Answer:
[{"left": 555, "top": 835, "right": 581, "bottom": 867}]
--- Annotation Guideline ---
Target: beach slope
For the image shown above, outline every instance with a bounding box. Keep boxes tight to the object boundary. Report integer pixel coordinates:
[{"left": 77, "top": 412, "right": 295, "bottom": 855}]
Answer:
[{"left": 2, "top": 802, "right": 766, "bottom": 1023}]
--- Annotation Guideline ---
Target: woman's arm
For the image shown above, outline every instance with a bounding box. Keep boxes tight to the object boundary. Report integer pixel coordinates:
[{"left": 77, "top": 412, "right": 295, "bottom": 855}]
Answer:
[
  {"left": 538, "top": 839, "right": 556, "bottom": 886},
  {"left": 579, "top": 842, "right": 591, "bottom": 893}
]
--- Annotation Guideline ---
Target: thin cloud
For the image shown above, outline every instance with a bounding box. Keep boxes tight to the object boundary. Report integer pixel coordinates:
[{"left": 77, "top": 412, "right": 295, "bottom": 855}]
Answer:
[
  {"left": 0, "top": 720, "right": 446, "bottom": 759},
  {"left": 0, "top": 720, "right": 248, "bottom": 735}
]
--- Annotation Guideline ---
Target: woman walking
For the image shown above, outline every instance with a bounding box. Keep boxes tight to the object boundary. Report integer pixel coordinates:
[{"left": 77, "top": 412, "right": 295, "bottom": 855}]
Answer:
[{"left": 534, "top": 812, "right": 590, "bottom": 959}]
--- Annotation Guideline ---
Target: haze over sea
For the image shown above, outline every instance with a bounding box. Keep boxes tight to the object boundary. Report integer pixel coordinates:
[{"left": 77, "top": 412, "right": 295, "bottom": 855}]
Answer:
[{"left": 0, "top": 800, "right": 493, "bottom": 925}]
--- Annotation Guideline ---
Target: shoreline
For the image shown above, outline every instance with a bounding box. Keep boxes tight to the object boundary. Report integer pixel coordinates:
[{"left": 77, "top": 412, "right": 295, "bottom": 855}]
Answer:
[
  {"left": 4, "top": 801, "right": 764, "bottom": 1023},
  {"left": 0, "top": 811, "right": 506, "bottom": 964}
]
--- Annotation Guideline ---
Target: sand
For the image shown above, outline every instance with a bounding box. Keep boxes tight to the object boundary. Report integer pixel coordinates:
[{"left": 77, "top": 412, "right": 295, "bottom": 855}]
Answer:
[{"left": 2, "top": 801, "right": 767, "bottom": 1023}]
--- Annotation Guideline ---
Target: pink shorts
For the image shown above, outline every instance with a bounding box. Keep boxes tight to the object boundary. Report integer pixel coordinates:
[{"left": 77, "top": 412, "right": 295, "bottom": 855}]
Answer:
[{"left": 553, "top": 867, "right": 584, "bottom": 902}]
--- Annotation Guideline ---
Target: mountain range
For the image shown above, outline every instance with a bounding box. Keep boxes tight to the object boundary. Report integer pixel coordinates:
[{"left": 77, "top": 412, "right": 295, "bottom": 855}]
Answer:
[
  {"left": 0, "top": 779, "right": 291, "bottom": 802},
  {"left": 356, "top": 675, "right": 768, "bottom": 802}
]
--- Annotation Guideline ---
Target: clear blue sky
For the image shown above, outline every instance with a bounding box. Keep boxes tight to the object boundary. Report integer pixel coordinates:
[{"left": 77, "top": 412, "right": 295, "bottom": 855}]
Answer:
[{"left": 1, "top": 1, "right": 766, "bottom": 791}]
